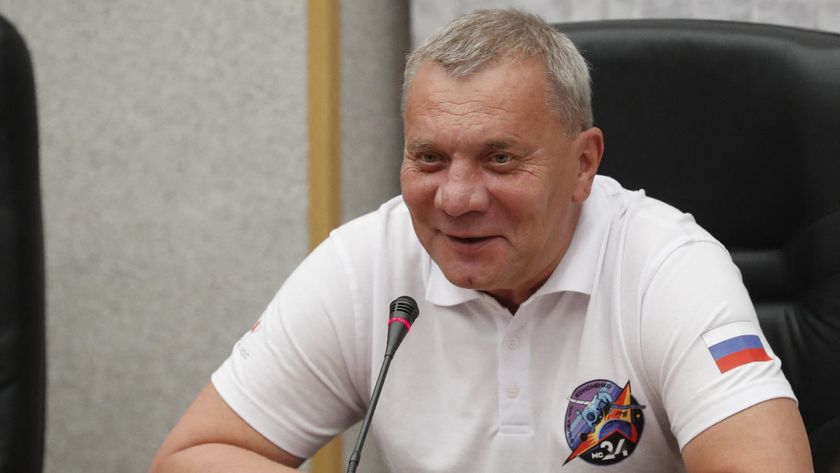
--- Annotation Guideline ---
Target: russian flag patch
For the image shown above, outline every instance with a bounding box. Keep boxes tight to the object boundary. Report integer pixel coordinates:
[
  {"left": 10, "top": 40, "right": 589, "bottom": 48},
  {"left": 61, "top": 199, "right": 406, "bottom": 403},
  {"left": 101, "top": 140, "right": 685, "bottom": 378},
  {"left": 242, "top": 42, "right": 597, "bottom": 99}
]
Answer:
[{"left": 702, "top": 321, "right": 772, "bottom": 373}]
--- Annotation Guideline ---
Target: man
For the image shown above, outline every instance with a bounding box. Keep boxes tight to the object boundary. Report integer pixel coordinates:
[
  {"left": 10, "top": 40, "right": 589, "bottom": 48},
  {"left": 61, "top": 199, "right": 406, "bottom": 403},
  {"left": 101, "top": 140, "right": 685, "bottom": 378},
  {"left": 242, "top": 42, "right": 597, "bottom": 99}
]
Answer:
[{"left": 150, "top": 9, "right": 812, "bottom": 472}]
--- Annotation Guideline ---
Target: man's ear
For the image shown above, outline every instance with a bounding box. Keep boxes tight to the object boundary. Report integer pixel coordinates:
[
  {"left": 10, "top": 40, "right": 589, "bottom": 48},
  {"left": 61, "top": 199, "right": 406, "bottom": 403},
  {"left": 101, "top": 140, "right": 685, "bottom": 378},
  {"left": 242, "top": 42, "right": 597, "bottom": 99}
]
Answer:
[{"left": 572, "top": 127, "right": 605, "bottom": 204}]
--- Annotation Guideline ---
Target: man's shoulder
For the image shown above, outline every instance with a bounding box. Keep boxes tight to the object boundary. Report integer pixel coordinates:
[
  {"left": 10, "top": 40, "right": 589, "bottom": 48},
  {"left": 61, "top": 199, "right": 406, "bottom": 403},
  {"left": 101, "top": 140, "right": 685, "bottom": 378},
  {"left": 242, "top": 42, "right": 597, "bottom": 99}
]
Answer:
[
  {"left": 331, "top": 195, "right": 416, "bottom": 246},
  {"left": 597, "top": 176, "right": 718, "bottom": 249},
  {"left": 595, "top": 176, "right": 727, "bottom": 290},
  {"left": 327, "top": 195, "right": 427, "bottom": 278}
]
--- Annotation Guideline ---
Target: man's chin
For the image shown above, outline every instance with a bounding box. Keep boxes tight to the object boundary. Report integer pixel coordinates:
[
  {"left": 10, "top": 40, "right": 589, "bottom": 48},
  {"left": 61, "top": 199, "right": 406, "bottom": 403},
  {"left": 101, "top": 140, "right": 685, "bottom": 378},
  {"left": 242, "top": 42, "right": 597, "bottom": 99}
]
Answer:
[
  {"left": 429, "top": 243, "right": 510, "bottom": 290},
  {"left": 439, "top": 266, "right": 498, "bottom": 291}
]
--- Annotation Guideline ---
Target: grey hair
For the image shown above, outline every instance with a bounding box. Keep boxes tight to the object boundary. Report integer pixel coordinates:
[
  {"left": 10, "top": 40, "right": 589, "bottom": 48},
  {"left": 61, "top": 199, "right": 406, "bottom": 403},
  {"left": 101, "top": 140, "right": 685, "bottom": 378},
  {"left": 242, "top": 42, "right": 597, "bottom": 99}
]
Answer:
[{"left": 403, "top": 9, "right": 593, "bottom": 132}]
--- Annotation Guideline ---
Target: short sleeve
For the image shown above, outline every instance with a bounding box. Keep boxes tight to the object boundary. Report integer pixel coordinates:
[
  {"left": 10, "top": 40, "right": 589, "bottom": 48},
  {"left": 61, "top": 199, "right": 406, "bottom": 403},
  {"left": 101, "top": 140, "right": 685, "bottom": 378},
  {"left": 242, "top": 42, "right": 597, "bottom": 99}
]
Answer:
[
  {"left": 211, "top": 237, "right": 367, "bottom": 458},
  {"left": 639, "top": 241, "right": 795, "bottom": 450}
]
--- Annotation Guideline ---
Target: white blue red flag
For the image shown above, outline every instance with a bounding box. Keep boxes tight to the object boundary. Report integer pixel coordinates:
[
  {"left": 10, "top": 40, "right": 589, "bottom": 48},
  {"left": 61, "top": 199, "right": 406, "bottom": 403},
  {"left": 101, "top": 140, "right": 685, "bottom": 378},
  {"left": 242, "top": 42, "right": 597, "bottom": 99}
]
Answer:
[{"left": 702, "top": 321, "right": 771, "bottom": 373}]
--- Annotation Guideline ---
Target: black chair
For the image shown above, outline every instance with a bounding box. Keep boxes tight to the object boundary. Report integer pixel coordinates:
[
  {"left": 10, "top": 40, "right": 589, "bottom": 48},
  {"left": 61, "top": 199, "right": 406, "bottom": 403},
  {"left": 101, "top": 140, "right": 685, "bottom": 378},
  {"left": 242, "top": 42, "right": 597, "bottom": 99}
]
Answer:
[
  {"left": 0, "top": 14, "right": 45, "bottom": 473},
  {"left": 557, "top": 19, "right": 840, "bottom": 471}
]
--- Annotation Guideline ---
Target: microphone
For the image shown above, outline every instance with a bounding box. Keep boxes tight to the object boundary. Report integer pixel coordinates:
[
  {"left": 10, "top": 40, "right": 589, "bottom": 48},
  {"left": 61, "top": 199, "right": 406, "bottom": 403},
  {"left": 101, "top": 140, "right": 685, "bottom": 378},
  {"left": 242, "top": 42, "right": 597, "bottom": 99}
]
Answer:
[{"left": 346, "top": 296, "right": 419, "bottom": 473}]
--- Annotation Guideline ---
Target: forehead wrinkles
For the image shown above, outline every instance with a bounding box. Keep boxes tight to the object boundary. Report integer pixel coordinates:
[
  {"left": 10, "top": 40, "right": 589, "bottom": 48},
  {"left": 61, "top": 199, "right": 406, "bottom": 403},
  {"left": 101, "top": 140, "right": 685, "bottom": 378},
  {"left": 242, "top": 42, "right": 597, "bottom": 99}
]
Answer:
[
  {"left": 409, "top": 104, "right": 516, "bottom": 149},
  {"left": 439, "top": 98, "right": 515, "bottom": 118},
  {"left": 406, "top": 97, "right": 542, "bottom": 153},
  {"left": 413, "top": 91, "right": 519, "bottom": 123}
]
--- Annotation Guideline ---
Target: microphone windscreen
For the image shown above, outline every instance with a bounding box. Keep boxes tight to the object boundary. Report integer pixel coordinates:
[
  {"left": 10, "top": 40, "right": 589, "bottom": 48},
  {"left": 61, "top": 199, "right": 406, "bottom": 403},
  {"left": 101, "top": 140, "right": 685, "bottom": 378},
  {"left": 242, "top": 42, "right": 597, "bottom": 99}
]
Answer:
[{"left": 389, "top": 295, "right": 419, "bottom": 324}]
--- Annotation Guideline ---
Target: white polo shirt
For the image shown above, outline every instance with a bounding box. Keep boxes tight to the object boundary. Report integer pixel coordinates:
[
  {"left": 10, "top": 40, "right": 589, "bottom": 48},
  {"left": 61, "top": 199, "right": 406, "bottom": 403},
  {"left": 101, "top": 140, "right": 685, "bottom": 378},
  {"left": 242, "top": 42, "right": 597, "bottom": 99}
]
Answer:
[{"left": 212, "top": 175, "right": 794, "bottom": 472}]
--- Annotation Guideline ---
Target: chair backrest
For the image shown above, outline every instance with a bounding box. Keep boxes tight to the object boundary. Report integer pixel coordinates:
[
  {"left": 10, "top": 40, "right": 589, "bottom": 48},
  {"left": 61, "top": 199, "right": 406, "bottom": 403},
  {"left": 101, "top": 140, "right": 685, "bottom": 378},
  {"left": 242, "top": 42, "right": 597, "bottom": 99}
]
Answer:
[
  {"left": 0, "top": 14, "right": 44, "bottom": 473},
  {"left": 558, "top": 19, "right": 840, "bottom": 471}
]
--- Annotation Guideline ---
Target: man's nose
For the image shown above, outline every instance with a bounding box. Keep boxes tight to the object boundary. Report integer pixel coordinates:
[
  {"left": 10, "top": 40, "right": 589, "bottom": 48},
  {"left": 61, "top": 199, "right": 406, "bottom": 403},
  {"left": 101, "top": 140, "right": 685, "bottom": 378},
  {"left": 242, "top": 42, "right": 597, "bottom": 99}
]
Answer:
[{"left": 434, "top": 162, "right": 490, "bottom": 217}]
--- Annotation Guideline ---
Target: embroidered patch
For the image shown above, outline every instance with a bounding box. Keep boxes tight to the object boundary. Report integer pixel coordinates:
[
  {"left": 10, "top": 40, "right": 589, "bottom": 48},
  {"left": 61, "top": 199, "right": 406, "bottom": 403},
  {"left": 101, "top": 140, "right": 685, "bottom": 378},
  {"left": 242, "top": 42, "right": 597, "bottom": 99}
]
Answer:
[
  {"left": 702, "top": 321, "right": 771, "bottom": 373},
  {"left": 564, "top": 379, "right": 646, "bottom": 466}
]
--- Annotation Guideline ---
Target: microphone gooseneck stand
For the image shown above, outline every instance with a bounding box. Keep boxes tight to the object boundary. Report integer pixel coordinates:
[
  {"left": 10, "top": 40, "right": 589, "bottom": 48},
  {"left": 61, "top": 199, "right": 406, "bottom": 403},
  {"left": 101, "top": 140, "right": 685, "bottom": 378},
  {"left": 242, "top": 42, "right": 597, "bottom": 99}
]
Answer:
[{"left": 346, "top": 296, "right": 419, "bottom": 473}]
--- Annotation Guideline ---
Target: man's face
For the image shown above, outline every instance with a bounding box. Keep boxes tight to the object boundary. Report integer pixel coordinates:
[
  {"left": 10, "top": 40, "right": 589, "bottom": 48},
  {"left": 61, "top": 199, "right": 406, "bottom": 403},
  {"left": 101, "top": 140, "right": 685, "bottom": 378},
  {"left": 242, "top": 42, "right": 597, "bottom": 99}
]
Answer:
[{"left": 400, "top": 58, "right": 602, "bottom": 309}]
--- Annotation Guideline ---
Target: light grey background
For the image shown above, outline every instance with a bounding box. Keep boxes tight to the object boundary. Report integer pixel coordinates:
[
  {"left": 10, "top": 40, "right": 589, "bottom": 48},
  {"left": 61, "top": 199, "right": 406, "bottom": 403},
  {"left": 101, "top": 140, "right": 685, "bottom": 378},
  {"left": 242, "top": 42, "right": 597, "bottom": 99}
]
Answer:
[
  {"left": 412, "top": 0, "right": 840, "bottom": 47},
  {"left": 0, "top": 1, "right": 406, "bottom": 472},
  {"left": 0, "top": 1, "right": 835, "bottom": 473},
  {"left": 341, "top": 1, "right": 408, "bottom": 222},
  {"left": 0, "top": 2, "right": 311, "bottom": 472}
]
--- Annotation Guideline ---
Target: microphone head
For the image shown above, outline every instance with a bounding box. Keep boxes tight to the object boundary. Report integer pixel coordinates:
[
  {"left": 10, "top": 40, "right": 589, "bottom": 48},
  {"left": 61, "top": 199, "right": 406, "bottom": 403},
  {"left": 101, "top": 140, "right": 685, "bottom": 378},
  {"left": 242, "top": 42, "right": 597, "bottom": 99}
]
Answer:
[
  {"left": 385, "top": 296, "right": 419, "bottom": 357},
  {"left": 389, "top": 295, "right": 419, "bottom": 325}
]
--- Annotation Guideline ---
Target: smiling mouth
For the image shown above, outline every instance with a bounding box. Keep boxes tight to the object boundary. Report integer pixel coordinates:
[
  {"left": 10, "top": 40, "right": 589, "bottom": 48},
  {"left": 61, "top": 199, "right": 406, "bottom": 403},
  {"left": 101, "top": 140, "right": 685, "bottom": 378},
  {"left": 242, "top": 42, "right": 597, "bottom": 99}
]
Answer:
[
  {"left": 450, "top": 235, "right": 493, "bottom": 244},
  {"left": 444, "top": 234, "right": 502, "bottom": 249}
]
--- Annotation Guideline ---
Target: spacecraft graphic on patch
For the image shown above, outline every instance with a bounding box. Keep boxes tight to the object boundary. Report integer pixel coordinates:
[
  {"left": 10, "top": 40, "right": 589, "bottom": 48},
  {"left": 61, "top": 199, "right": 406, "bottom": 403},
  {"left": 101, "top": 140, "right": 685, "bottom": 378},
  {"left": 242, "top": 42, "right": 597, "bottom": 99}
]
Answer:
[{"left": 564, "top": 379, "right": 646, "bottom": 466}]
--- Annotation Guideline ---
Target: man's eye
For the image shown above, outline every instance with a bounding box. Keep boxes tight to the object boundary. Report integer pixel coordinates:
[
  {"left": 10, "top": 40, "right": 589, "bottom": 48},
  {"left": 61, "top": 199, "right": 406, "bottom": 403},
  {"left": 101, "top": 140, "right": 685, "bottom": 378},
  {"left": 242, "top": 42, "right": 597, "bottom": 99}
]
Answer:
[
  {"left": 490, "top": 153, "right": 513, "bottom": 164},
  {"left": 419, "top": 153, "right": 439, "bottom": 163}
]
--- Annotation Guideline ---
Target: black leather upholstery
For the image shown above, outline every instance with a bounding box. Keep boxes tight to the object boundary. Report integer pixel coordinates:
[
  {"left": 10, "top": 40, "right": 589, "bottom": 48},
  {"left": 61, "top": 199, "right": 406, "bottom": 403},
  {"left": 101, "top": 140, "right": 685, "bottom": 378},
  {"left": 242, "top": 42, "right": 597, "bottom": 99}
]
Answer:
[
  {"left": 557, "top": 20, "right": 840, "bottom": 471},
  {"left": 0, "top": 14, "right": 44, "bottom": 473}
]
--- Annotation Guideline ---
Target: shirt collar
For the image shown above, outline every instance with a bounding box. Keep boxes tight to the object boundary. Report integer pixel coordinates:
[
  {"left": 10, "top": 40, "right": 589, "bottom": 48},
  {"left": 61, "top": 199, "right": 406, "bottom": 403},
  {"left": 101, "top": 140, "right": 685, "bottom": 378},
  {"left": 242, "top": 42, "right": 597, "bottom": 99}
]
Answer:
[{"left": 424, "top": 177, "right": 613, "bottom": 307}]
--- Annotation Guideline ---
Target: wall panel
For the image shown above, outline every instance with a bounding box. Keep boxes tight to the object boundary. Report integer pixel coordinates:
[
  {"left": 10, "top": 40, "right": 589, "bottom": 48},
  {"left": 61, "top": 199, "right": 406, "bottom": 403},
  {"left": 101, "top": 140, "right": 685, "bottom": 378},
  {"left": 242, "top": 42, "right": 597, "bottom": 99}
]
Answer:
[{"left": 0, "top": 2, "right": 308, "bottom": 472}]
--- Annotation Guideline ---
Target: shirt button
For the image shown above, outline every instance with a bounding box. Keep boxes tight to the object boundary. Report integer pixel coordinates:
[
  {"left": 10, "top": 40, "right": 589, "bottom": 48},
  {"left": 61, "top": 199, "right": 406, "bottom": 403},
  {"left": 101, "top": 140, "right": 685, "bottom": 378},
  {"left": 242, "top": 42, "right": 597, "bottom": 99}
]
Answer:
[
  {"left": 507, "top": 385, "right": 520, "bottom": 399},
  {"left": 506, "top": 337, "right": 520, "bottom": 350}
]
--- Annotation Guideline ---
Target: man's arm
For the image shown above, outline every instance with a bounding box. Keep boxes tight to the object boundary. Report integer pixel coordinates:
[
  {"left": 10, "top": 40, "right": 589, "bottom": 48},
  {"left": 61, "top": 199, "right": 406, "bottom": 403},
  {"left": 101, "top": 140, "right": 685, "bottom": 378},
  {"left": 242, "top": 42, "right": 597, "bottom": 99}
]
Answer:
[
  {"left": 682, "top": 398, "right": 812, "bottom": 473},
  {"left": 635, "top": 241, "right": 812, "bottom": 471},
  {"left": 148, "top": 383, "right": 305, "bottom": 473}
]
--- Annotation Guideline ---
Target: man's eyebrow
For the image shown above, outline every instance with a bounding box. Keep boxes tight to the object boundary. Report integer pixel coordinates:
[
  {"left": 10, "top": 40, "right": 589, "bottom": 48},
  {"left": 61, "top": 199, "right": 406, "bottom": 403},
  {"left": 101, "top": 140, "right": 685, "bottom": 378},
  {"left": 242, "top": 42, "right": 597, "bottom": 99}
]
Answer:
[
  {"left": 407, "top": 139, "right": 517, "bottom": 151},
  {"left": 407, "top": 139, "right": 433, "bottom": 150},
  {"left": 485, "top": 139, "right": 513, "bottom": 150}
]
